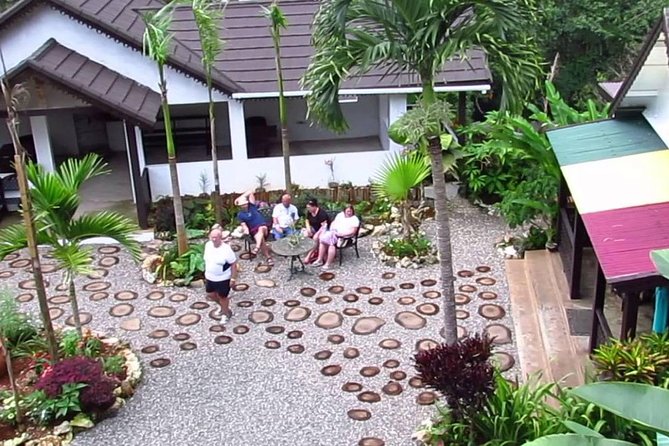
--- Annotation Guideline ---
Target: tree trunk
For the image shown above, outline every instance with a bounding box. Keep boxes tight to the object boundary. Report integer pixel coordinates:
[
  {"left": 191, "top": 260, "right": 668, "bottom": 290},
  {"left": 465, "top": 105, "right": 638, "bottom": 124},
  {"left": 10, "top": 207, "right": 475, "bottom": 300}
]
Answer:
[
  {"left": 280, "top": 126, "right": 291, "bottom": 193},
  {"left": 274, "top": 33, "right": 292, "bottom": 194},
  {"left": 68, "top": 276, "right": 82, "bottom": 337},
  {"left": 208, "top": 82, "right": 222, "bottom": 225},
  {"left": 1, "top": 340, "right": 24, "bottom": 428},
  {"left": 427, "top": 138, "right": 457, "bottom": 344},
  {"left": 159, "top": 73, "right": 188, "bottom": 255},
  {"left": 12, "top": 155, "right": 59, "bottom": 362},
  {"left": 401, "top": 199, "right": 413, "bottom": 237}
]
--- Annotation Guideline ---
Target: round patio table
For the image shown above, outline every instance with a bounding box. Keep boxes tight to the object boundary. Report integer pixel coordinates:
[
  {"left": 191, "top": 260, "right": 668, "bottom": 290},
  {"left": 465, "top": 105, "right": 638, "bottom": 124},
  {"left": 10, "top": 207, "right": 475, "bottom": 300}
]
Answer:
[{"left": 272, "top": 236, "right": 314, "bottom": 281}]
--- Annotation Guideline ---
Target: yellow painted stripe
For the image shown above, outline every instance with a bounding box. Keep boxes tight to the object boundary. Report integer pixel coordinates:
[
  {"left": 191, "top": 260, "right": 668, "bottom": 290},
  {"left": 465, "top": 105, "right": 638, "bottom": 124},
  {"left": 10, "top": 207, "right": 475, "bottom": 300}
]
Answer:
[{"left": 562, "top": 149, "right": 669, "bottom": 214}]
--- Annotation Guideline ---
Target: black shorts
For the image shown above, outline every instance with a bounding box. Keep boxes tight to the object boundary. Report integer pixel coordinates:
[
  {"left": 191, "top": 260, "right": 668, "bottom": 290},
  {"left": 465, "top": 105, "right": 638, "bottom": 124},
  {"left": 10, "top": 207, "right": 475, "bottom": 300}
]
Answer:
[{"left": 206, "top": 279, "right": 231, "bottom": 297}]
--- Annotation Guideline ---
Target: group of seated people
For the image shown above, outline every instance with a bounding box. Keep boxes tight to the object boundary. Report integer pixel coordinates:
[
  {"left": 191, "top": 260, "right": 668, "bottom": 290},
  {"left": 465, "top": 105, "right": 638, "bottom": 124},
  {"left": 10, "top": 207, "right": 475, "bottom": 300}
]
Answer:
[{"left": 233, "top": 188, "right": 360, "bottom": 270}]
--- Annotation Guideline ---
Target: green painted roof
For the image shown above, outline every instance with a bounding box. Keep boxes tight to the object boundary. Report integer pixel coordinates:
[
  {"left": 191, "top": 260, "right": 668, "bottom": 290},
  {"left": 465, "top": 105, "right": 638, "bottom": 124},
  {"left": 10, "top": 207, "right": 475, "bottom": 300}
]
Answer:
[{"left": 546, "top": 115, "right": 666, "bottom": 166}]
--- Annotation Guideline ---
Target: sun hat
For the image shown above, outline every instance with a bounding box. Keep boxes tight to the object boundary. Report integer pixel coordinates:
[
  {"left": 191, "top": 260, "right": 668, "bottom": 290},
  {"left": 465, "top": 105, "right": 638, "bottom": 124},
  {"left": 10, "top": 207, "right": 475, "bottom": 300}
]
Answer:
[{"left": 235, "top": 195, "right": 249, "bottom": 206}]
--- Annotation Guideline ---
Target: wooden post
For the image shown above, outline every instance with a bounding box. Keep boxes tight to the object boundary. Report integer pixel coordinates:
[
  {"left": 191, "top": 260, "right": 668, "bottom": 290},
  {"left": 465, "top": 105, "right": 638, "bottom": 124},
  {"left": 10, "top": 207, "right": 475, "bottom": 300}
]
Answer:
[
  {"left": 569, "top": 211, "right": 585, "bottom": 299},
  {"left": 620, "top": 291, "right": 640, "bottom": 340},
  {"left": 589, "top": 263, "right": 608, "bottom": 352}
]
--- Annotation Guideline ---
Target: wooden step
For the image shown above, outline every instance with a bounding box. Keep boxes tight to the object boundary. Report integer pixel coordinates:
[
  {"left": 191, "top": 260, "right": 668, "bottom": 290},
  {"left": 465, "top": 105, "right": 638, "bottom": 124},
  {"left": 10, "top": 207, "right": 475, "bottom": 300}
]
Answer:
[
  {"left": 525, "top": 250, "right": 584, "bottom": 387},
  {"left": 505, "top": 258, "right": 552, "bottom": 383}
]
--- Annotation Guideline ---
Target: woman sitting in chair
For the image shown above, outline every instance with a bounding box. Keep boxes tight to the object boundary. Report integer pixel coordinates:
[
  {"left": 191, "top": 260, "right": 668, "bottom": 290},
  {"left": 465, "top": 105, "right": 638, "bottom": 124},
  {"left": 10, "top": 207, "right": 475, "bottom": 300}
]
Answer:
[{"left": 313, "top": 204, "right": 360, "bottom": 270}]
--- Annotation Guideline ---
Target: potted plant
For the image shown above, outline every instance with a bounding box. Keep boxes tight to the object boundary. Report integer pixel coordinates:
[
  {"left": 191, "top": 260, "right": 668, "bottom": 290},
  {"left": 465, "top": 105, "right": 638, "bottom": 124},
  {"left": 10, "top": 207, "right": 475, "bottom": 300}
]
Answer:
[
  {"left": 325, "top": 158, "right": 338, "bottom": 188},
  {"left": 256, "top": 173, "right": 269, "bottom": 193}
]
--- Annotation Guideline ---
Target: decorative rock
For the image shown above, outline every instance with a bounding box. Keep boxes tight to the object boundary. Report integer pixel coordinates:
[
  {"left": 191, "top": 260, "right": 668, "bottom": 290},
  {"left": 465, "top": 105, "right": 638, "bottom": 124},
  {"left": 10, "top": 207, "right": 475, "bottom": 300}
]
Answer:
[
  {"left": 328, "top": 285, "right": 344, "bottom": 294},
  {"left": 485, "top": 324, "right": 512, "bottom": 345},
  {"left": 214, "top": 335, "right": 233, "bottom": 345},
  {"left": 342, "top": 382, "right": 363, "bottom": 393},
  {"left": 249, "top": 310, "right": 274, "bottom": 324},
  {"left": 343, "top": 293, "right": 359, "bottom": 303},
  {"left": 319, "top": 271, "right": 335, "bottom": 281},
  {"left": 287, "top": 330, "right": 303, "bottom": 339},
  {"left": 343, "top": 347, "right": 360, "bottom": 359},
  {"left": 314, "top": 350, "right": 332, "bottom": 360},
  {"left": 261, "top": 298, "right": 276, "bottom": 307},
  {"left": 141, "top": 345, "right": 159, "bottom": 354},
  {"left": 120, "top": 318, "right": 141, "bottom": 331},
  {"left": 327, "top": 334, "right": 345, "bottom": 344},
  {"left": 343, "top": 308, "right": 362, "bottom": 316},
  {"left": 233, "top": 325, "right": 250, "bottom": 335},
  {"left": 379, "top": 339, "right": 401, "bottom": 350},
  {"left": 256, "top": 279, "right": 276, "bottom": 288},
  {"left": 40, "top": 264, "right": 59, "bottom": 274},
  {"left": 65, "top": 312, "right": 92, "bottom": 327},
  {"left": 315, "top": 311, "right": 343, "bottom": 329},
  {"left": 360, "top": 366, "right": 380, "bottom": 378},
  {"left": 493, "top": 352, "right": 515, "bottom": 372},
  {"left": 285, "top": 306, "right": 312, "bottom": 322},
  {"left": 357, "top": 391, "right": 381, "bottom": 403},
  {"left": 284, "top": 300, "right": 300, "bottom": 307},
  {"left": 415, "top": 339, "right": 439, "bottom": 351},
  {"left": 408, "top": 377, "right": 424, "bottom": 388},
  {"left": 399, "top": 282, "right": 415, "bottom": 290},
  {"left": 266, "top": 326, "right": 285, "bottom": 335},
  {"left": 189, "top": 279, "right": 205, "bottom": 289},
  {"left": 382, "top": 382, "right": 403, "bottom": 396},
  {"left": 347, "top": 409, "right": 371, "bottom": 421},
  {"left": 356, "top": 286, "right": 372, "bottom": 294},
  {"left": 397, "top": 296, "right": 415, "bottom": 305},
  {"left": 416, "top": 391, "right": 437, "bottom": 405},
  {"left": 148, "top": 329, "right": 169, "bottom": 339},
  {"left": 315, "top": 295, "right": 332, "bottom": 305},
  {"left": 351, "top": 317, "right": 386, "bottom": 335},
  {"left": 321, "top": 365, "right": 342, "bottom": 376},
  {"left": 146, "top": 291, "right": 164, "bottom": 301},
  {"left": 287, "top": 344, "right": 305, "bottom": 354},
  {"left": 479, "top": 304, "right": 506, "bottom": 320},
  {"left": 82, "top": 281, "right": 111, "bottom": 292},
  {"left": 173, "top": 333, "right": 190, "bottom": 341},
  {"left": 416, "top": 303, "right": 439, "bottom": 316},
  {"left": 476, "top": 277, "right": 497, "bottom": 286},
  {"left": 368, "top": 297, "right": 384, "bottom": 305},
  {"left": 459, "top": 284, "right": 477, "bottom": 293},
  {"left": 109, "top": 304, "right": 134, "bottom": 317},
  {"left": 300, "top": 287, "right": 317, "bottom": 297},
  {"left": 394, "top": 311, "right": 427, "bottom": 330},
  {"left": 422, "top": 291, "right": 441, "bottom": 299},
  {"left": 265, "top": 340, "right": 281, "bottom": 349},
  {"left": 455, "top": 293, "right": 471, "bottom": 305},
  {"left": 420, "top": 279, "right": 437, "bottom": 287},
  {"left": 176, "top": 313, "right": 201, "bottom": 326},
  {"left": 382, "top": 359, "right": 400, "bottom": 369},
  {"left": 149, "top": 358, "right": 171, "bottom": 368},
  {"left": 180, "top": 342, "right": 197, "bottom": 351},
  {"left": 168, "top": 293, "right": 188, "bottom": 302},
  {"left": 89, "top": 292, "right": 108, "bottom": 302}
]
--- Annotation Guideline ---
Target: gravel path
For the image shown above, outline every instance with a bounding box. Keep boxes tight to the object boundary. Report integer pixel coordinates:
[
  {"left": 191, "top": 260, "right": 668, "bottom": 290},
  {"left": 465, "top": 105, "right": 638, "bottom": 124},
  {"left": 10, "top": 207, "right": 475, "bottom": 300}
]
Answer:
[{"left": 0, "top": 193, "right": 516, "bottom": 446}]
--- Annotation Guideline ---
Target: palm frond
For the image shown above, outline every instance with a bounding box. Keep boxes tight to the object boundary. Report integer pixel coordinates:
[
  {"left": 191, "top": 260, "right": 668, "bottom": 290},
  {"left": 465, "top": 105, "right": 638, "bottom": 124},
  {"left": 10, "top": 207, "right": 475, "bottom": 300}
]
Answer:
[
  {"left": 56, "top": 153, "right": 109, "bottom": 191},
  {"left": 0, "top": 223, "right": 52, "bottom": 260},
  {"left": 142, "top": 4, "right": 176, "bottom": 65},
  {"left": 25, "top": 161, "right": 80, "bottom": 225},
  {"left": 371, "top": 151, "right": 431, "bottom": 202},
  {"left": 51, "top": 243, "right": 95, "bottom": 277},
  {"left": 67, "top": 212, "right": 141, "bottom": 261},
  {"left": 192, "top": 0, "right": 225, "bottom": 70},
  {"left": 388, "top": 100, "right": 453, "bottom": 147}
]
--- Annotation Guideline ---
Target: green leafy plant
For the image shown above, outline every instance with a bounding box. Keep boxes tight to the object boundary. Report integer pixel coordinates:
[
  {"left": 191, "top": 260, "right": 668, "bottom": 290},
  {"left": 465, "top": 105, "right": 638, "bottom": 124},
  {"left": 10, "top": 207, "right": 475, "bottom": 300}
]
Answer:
[
  {"left": 157, "top": 242, "right": 205, "bottom": 285},
  {"left": 35, "top": 383, "right": 87, "bottom": 421},
  {"left": 59, "top": 330, "right": 81, "bottom": 358},
  {"left": 382, "top": 233, "right": 432, "bottom": 258},
  {"left": 0, "top": 292, "right": 38, "bottom": 351},
  {"left": 103, "top": 355, "right": 125, "bottom": 376}
]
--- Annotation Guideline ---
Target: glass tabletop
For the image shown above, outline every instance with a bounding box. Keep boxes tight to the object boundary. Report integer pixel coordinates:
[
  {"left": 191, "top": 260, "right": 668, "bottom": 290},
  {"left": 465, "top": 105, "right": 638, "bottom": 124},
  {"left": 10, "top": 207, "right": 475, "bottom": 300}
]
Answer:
[{"left": 272, "top": 236, "right": 314, "bottom": 257}]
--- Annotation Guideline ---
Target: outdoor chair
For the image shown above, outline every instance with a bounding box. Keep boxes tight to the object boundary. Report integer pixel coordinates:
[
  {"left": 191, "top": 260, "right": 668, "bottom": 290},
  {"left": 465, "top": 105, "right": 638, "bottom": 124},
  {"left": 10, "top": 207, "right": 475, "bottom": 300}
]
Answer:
[
  {"left": 243, "top": 207, "right": 274, "bottom": 253},
  {"left": 336, "top": 217, "right": 362, "bottom": 266}
]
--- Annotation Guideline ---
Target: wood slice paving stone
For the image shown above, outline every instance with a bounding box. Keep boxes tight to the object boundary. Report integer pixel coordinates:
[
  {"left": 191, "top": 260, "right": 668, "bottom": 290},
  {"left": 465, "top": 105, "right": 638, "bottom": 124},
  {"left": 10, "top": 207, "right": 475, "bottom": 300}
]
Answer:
[
  {"left": 342, "top": 382, "right": 362, "bottom": 393},
  {"left": 416, "top": 391, "right": 437, "bottom": 405},
  {"left": 459, "top": 285, "right": 477, "bottom": 293},
  {"left": 358, "top": 391, "right": 381, "bottom": 403},
  {"left": 65, "top": 312, "right": 92, "bottom": 327},
  {"left": 287, "top": 330, "right": 303, "bottom": 339},
  {"left": 214, "top": 335, "right": 233, "bottom": 345},
  {"left": 115, "top": 291, "right": 138, "bottom": 301},
  {"left": 455, "top": 294, "right": 471, "bottom": 305},
  {"left": 422, "top": 291, "right": 441, "bottom": 299},
  {"left": 356, "top": 286, "right": 372, "bottom": 295},
  {"left": 397, "top": 296, "right": 415, "bottom": 305},
  {"left": 408, "top": 377, "right": 424, "bottom": 389},
  {"left": 209, "top": 325, "right": 226, "bottom": 333},
  {"left": 266, "top": 326, "right": 285, "bottom": 335},
  {"left": 399, "top": 282, "right": 415, "bottom": 290},
  {"left": 300, "top": 287, "right": 317, "bottom": 297},
  {"left": 327, "top": 334, "right": 345, "bottom": 344},
  {"left": 395, "top": 311, "right": 427, "bottom": 330},
  {"left": 287, "top": 344, "right": 305, "bottom": 354},
  {"left": 141, "top": 345, "right": 160, "bottom": 354},
  {"left": 149, "top": 358, "right": 171, "bottom": 368},
  {"left": 492, "top": 352, "right": 515, "bottom": 372},
  {"left": 284, "top": 300, "right": 301, "bottom": 307},
  {"left": 98, "top": 256, "right": 119, "bottom": 267},
  {"left": 83, "top": 281, "right": 111, "bottom": 292},
  {"left": 478, "top": 304, "right": 506, "bottom": 320},
  {"left": 48, "top": 295, "right": 70, "bottom": 305},
  {"left": 249, "top": 310, "right": 273, "bottom": 324},
  {"left": 110, "top": 304, "right": 134, "bottom": 317},
  {"left": 173, "top": 333, "right": 191, "bottom": 341},
  {"left": 146, "top": 291, "right": 165, "bottom": 301},
  {"left": 389, "top": 370, "right": 407, "bottom": 381},
  {"left": 379, "top": 339, "right": 401, "bottom": 350},
  {"left": 476, "top": 277, "right": 497, "bottom": 286},
  {"left": 16, "top": 293, "right": 34, "bottom": 303},
  {"left": 351, "top": 317, "right": 386, "bottom": 335},
  {"left": 265, "top": 340, "right": 281, "bottom": 349},
  {"left": 457, "top": 270, "right": 474, "bottom": 278},
  {"left": 379, "top": 286, "right": 395, "bottom": 293},
  {"left": 190, "top": 302, "right": 210, "bottom": 310},
  {"left": 237, "top": 301, "right": 254, "bottom": 308},
  {"left": 0, "top": 271, "right": 14, "bottom": 278},
  {"left": 97, "top": 245, "right": 121, "bottom": 255},
  {"left": 168, "top": 293, "right": 188, "bottom": 303},
  {"left": 476, "top": 265, "right": 491, "bottom": 273},
  {"left": 348, "top": 409, "right": 371, "bottom": 421},
  {"left": 120, "top": 318, "right": 141, "bottom": 331},
  {"left": 87, "top": 269, "right": 108, "bottom": 280},
  {"left": 285, "top": 306, "right": 312, "bottom": 322},
  {"left": 420, "top": 279, "right": 437, "bottom": 287},
  {"left": 360, "top": 366, "right": 380, "bottom": 377},
  {"left": 233, "top": 325, "right": 250, "bottom": 335},
  {"left": 416, "top": 303, "right": 439, "bottom": 316},
  {"left": 328, "top": 285, "right": 344, "bottom": 294},
  {"left": 456, "top": 310, "right": 470, "bottom": 320},
  {"left": 319, "top": 272, "right": 335, "bottom": 281},
  {"left": 54, "top": 283, "right": 67, "bottom": 292},
  {"left": 457, "top": 325, "right": 468, "bottom": 339},
  {"left": 49, "top": 307, "right": 64, "bottom": 320},
  {"left": 416, "top": 339, "right": 439, "bottom": 351},
  {"left": 148, "top": 306, "right": 176, "bottom": 318},
  {"left": 478, "top": 291, "right": 498, "bottom": 300},
  {"left": 255, "top": 264, "right": 272, "bottom": 273},
  {"left": 368, "top": 297, "right": 384, "bottom": 305},
  {"left": 382, "top": 359, "right": 400, "bottom": 369},
  {"left": 343, "top": 308, "right": 362, "bottom": 316},
  {"left": 239, "top": 252, "right": 254, "bottom": 261},
  {"left": 382, "top": 382, "right": 403, "bottom": 396},
  {"left": 343, "top": 293, "right": 359, "bottom": 303},
  {"left": 10, "top": 259, "right": 31, "bottom": 268},
  {"left": 19, "top": 279, "right": 49, "bottom": 290},
  {"left": 321, "top": 365, "right": 342, "bottom": 376},
  {"left": 381, "top": 272, "right": 395, "bottom": 279},
  {"left": 148, "top": 329, "right": 170, "bottom": 339},
  {"left": 256, "top": 279, "right": 276, "bottom": 288},
  {"left": 89, "top": 292, "right": 108, "bottom": 302},
  {"left": 233, "top": 283, "right": 249, "bottom": 292},
  {"left": 39, "top": 264, "right": 59, "bottom": 274},
  {"left": 180, "top": 342, "right": 197, "bottom": 351},
  {"left": 4, "top": 253, "right": 19, "bottom": 261},
  {"left": 484, "top": 324, "right": 512, "bottom": 345},
  {"left": 343, "top": 347, "right": 360, "bottom": 359},
  {"left": 315, "top": 296, "right": 332, "bottom": 305},
  {"left": 314, "top": 350, "right": 332, "bottom": 360},
  {"left": 261, "top": 298, "right": 276, "bottom": 307}
]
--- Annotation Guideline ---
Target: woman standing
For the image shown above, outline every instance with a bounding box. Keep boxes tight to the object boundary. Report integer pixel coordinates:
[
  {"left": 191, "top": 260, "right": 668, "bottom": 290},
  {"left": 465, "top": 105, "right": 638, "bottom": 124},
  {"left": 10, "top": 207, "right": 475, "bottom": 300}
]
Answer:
[{"left": 204, "top": 227, "right": 237, "bottom": 323}]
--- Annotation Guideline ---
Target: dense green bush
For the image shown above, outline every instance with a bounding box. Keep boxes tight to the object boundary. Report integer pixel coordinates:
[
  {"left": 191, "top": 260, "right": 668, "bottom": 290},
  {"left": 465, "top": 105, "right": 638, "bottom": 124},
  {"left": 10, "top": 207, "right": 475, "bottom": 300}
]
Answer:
[{"left": 382, "top": 233, "right": 432, "bottom": 258}]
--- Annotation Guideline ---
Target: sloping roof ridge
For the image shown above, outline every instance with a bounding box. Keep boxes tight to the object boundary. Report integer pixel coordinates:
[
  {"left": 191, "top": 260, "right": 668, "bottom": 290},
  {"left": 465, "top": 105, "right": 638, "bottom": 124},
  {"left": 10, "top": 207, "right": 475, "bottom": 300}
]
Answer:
[
  {"left": 0, "top": 0, "right": 244, "bottom": 94},
  {"left": 610, "top": 11, "right": 666, "bottom": 114}
]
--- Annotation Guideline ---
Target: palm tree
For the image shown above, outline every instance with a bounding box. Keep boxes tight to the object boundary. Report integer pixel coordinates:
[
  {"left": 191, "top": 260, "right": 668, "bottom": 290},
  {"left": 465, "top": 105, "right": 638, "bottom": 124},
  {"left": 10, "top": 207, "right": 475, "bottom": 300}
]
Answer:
[
  {"left": 143, "top": 4, "right": 189, "bottom": 255},
  {"left": 371, "top": 151, "right": 431, "bottom": 236},
  {"left": 0, "top": 55, "right": 59, "bottom": 362},
  {"left": 191, "top": 0, "right": 225, "bottom": 224},
  {"left": 0, "top": 154, "right": 141, "bottom": 336},
  {"left": 302, "top": 0, "right": 543, "bottom": 343},
  {"left": 262, "top": 1, "right": 292, "bottom": 194}
]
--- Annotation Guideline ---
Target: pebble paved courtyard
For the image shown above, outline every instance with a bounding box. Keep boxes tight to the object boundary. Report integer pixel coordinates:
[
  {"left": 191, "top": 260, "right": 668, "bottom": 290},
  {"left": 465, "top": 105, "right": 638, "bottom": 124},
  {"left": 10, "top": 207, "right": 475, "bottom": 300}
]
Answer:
[{"left": 0, "top": 195, "right": 517, "bottom": 446}]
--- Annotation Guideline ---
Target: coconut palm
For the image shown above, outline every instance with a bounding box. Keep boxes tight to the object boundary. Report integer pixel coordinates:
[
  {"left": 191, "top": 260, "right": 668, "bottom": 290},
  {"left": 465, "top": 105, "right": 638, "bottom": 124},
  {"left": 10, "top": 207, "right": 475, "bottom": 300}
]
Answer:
[
  {"left": 0, "top": 57, "right": 59, "bottom": 362},
  {"left": 142, "top": 4, "right": 189, "bottom": 255},
  {"left": 0, "top": 154, "right": 141, "bottom": 336},
  {"left": 262, "top": 1, "right": 292, "bottom": 194},
  {"left": 372, "top": 151, "right": 431, "bottom": 236},
  {"left": 302, "top": 0, "right": 543, "bottom": 343},
  {"left": 191, "top": 0, "right": 225, "bottom": 224}
]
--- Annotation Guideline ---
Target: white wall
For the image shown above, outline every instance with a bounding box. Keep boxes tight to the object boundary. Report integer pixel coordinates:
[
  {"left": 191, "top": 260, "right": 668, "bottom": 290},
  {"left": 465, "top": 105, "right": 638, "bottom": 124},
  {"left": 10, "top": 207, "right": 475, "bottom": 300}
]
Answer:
[
  {"left": 388, "top": 94, "right": 407, "bottom": 152},
  {"left": 243, "top": 96, "right": 380, "bottom": 142},
  {"left": 643, "top": 68, "right": 669, "bottom": 145},
  {"left": 49, "top": 112, "right": 79, "bottom": 156},
  {"left": 0, "top": 6, "right": 228, "bottom": 105},
  {"left": 378, "top": 95, "right": 390, "bottom": 150}
]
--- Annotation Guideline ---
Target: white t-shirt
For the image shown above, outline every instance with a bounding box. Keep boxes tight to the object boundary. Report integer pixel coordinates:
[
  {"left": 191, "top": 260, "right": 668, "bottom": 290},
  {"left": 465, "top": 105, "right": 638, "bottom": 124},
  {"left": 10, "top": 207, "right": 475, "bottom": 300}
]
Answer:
[
  {"left": 331, "top": 213, "right": 360, "bottom": 234},
  {"left": 272, "top": 203, "right": 299, "bottom": 228},
  {"left": 203, "top": 241, "right": 237, "bottom": 282}
]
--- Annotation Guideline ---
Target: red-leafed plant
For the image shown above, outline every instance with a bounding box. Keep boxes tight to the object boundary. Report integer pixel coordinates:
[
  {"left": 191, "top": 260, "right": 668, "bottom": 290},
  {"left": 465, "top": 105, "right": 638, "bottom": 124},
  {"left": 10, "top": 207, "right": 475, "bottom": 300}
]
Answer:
[
  {"left": 414, "top": 334, "right": 495, "bottom": 420},
  {"left": 35, "top": 356, "right": 116, "bottom": 413}
]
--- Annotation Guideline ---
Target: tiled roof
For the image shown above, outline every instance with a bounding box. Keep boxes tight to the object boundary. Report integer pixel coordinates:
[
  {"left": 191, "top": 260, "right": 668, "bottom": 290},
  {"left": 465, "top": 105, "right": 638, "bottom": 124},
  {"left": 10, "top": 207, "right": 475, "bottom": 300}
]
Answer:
[{"left": 7, "top": 38, "right": 161, "bottom": 126}]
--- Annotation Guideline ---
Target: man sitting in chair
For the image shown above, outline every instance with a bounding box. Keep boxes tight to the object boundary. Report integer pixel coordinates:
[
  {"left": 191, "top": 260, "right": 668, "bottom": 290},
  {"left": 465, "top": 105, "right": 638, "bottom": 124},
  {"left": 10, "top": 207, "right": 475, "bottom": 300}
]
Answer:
[
  {"left": 235, "top": 188, "right": 274, "bottom": 265},
  {"left": 271, "top": 193, "right": 299, "bottom": 239}
]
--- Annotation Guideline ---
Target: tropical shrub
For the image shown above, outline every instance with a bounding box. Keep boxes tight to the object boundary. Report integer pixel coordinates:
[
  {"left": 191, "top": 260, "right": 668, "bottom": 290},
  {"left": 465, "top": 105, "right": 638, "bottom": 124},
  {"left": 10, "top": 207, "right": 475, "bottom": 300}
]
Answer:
[
  {"left": 0, "top": 293, "right": 39, "bottom": 352},
  {"left": 155, "top": 242, "right": 205, "bottom": 285},
  {"left": 382, "top": 233, "right": 432, "bottom": 259}
]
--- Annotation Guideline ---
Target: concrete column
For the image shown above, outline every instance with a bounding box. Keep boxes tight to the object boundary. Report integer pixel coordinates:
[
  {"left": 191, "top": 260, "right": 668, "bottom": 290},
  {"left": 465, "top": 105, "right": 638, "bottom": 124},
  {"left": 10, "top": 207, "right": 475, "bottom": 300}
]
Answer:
[
  {"left": 388, "top": 94, "right": 407, "bottom": 152},
  {"left": 122, "top": 122, "right": 137, "bottom": 203},
  {"left": 228, "top": 99, "right": 248, "bottom": 161},
  {"left": 134, "top": 127, "right": 146, "bottom": 171},
  {"left": 378, "top": 95, "right": 390, "bottom": 150},
  {"left": 29, "top": 115, "right": 55, "bottom": 172}
]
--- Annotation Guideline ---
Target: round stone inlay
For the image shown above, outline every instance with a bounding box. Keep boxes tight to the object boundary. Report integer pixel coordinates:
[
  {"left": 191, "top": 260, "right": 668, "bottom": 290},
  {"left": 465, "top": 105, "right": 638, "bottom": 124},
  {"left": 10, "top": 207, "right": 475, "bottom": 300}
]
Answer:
[
  {"left": 284, "top": 300, "right": 301, "bottom": 307},
  {"left": 417, "top": 391, "right": 437, "bottom": 405},
  {"left": 115, "top": 291, "right": 138, "bottom": 301},
  {"left": 422, "top": 291, "right": 441, "bottom": 299},
  {"left": 49, "top": 295, "right": 70, "bottom": 305},
  {"left": 399, "top": 282, "right": 415, "bottom": 290},
  {"left": 148, "top": 329, "right": 169, "bottom": 339},
  {"left": 233, "top": 325, "right": 250, "bottom": 335},
  {"left": 408, "top": 377, "right": 424, "bottom": 388},
  {"left": 390, "top": 370, "right": 407, "bottom": 381},
  {"left": 266, "top": 326, "right": 285, "bottom": 335},
  {"left": 455, "top": 293, "right": 471, "bottom": 305},
  {"left": 146, "top": 291, "right": 164, "bottom": 301},
  {"left": 476, "top": 277, "right": 497, "bottom": 286},
  {"left": 355, "top": 287, "right": 372, "bottom": 295},
  {"left": 16, "top": 293, "right": 34, "bottom": 303},
  {"left": 83, "top": 281, "right": 111, "bottom": 292},
  {"left": 261, "top": 298, "right": 276, "bottom": 307},
  {"left": 351, "top": 317, "right": 386, "bottom": 335},
  {"left": 173, "top": 333, "right": 190, "bottom": 341},
  {"left": 65, "top": 312, "right": 92, "bottom": 327},
  {"left": 315, "top": 296, "right": 332, "bottom": 305},
  {"left": 479, "top": 291, "right": 498, "bottom": 300},
  {"left": 328, "top": 285, "right": 344, "bottom": 294},
  {"left": 180, "top": 342, "right": 197, "bottom": 351},
  {"left": 149, "top": 358, "right": 171, "bottom": 368},
  {"left": 141, "top": 345, "right": 159, "bottom": 354},
  {"left": 476, "top": 265, "right": 491, "bottom": 273},
  {"left": 176, "top": 313, "right": 201, "bottom": 326},
  {"left": 89, "top": 292, "right": 108, "bottom": 302},
  {"left": 287, "top": 330, "right": 303, "bottom": 339},
  {"left": 420, "top": 279, "right": 437, "bottom": 287},
  {"left": 493, "top": 352, "right": 515, "bottom": 372},
  {"left": 168, "top": 293, "right": 188, "bottom": 303},
  {"left": 457, "top": 270, "right": 474, "bottom": 278},
  {"left": 214, "top": 335, "right": 233, "bottom": 345},
  {"left": 382, "top": 359, "right": 399, "bottom": 369},
  {"left": 459, "top": 285, "right": 477, "bottom": 293},
  {"left": 368, "top": 297, "right": 384, "bottom": 305},
  {"left": 416, "top": 339, "right": 439, "bottom": 351},
  {"left": 381, "top": 272, "right": 395, "bottom": 280},
  {"left": 300, "top": 287, "right": 317, "bottom": 297},
  {"left": 343, "top": 308, "right": 362, "bottom": 316},
  {"left": 287, "top": 344, "right": 305, "bottom": 354}
]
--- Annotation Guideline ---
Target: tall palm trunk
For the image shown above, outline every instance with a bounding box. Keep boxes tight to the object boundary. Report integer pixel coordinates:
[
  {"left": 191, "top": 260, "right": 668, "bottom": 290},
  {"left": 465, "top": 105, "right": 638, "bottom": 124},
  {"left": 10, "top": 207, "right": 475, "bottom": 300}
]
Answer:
[
  {"left": 1, "top": 340, "right": 23, "bottom": 427},
  {"left": 422, "top": 80, "right": 457, "bottom": 344},
  {"left": 159, "top": 69, "right": 188, "bottom": 255},
  {"left": 208, "top": 80, "right": 222, "bottom": 224},
  {"left": 273, "top": 29, "right": 292, "bottom": 194},
  {"left": 67, "top": 275, "right": 82, "bottom": 337}
]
